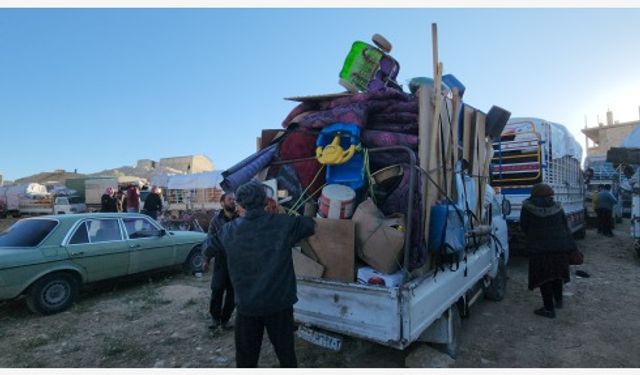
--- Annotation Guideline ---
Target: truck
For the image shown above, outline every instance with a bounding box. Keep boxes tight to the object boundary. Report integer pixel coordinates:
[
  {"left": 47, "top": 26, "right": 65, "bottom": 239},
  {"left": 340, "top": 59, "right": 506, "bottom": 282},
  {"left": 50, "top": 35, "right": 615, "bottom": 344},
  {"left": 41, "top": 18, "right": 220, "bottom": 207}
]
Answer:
[
  {"left": 84, "top": 177, "right": 119, "bottom": 212},
  {"left": 0, "top": 183, "right": 53, "bottom": 217},
  {"left": 292, "top": 152, "right": 510, "bottom": 356},
  {"left": 490, "top": 118, "right": 586, "bottom": 251},
  {"left": 219, "top": 28, "right": 512, "bottom": 355},
  {"left": 606, "top": 144, "right": 640, "bottom": 257},
  {"left": 583, "top": 155, "right": 625, "bottom": 226}
]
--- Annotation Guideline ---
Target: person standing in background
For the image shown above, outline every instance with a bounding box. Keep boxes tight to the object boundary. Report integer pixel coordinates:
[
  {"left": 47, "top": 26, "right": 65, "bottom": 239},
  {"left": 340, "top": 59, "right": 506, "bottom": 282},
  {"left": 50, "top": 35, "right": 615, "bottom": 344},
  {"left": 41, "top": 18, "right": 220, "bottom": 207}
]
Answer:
[
  {"left": 100, "top": 187, "right": 117, "bottom": 213},
  {"left": 202, "top": 193, "right": 239, "bottom": 331},
  {"left": 596, "top": 184, "right": 618, "bottom": 237},
  {"left": 126, "top": 184, "right": 141, "bottom": 213},
  {"left": 143, "top": 186, "right": 163, "bottom": 220}
]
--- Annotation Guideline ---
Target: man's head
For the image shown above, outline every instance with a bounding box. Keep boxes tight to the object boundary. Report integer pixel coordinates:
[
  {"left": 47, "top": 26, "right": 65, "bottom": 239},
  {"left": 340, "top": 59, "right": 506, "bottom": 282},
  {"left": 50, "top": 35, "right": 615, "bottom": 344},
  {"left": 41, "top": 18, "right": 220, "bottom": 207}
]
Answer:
[
  {"left": 235, "top": 181, "right": 267, "bottom": 210},
  {"left": 531, "top": 183, "right": 554, "bottom": 198},
  {"left": 597, "top": 185, "right": 604, "bottom": 192},
  {"left": 220, "top": 192, "right": 237, "bottom": 212},
  {"left": 604, "top": 184, "right": 612, "bottom": 191}
]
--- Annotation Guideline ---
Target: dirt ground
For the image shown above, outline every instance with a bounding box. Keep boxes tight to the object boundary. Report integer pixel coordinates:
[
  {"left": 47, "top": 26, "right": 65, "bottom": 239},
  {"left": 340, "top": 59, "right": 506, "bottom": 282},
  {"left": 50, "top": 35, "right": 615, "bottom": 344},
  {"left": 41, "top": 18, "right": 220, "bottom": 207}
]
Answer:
[{"left": 1, "top": 217, "right": 639, "bottom": 368}]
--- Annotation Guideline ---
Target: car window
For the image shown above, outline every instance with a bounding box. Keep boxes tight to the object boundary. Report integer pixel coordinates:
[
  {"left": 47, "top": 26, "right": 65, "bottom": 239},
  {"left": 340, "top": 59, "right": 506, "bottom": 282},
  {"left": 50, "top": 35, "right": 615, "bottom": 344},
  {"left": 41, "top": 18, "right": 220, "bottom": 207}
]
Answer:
[
  {"left": 123, "top": 217, "right": 158, "bottom": 239},
  {"left": 69, "top": 222, "right": 90, "bottom": 245},
  {"left": 57, "top": 198, "right": 69, "bottom": 205},
  {"left": 87, "top": 219, "right": 123, "bottom": 243},
  {"left": 0, "top": 219, "right": 58, "bottom": 247}
]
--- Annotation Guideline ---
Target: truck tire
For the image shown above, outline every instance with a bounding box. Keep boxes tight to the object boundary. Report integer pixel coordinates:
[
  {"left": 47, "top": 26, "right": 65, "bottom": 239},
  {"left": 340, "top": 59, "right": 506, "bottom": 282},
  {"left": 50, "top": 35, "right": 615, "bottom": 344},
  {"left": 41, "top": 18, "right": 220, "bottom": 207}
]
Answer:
[
  {"left": 433, "top": 305, "right": 462, "bottom": 359},
  {"left": 26, "top": 272, "right": 79, "bottom": 315},
  {"left": 484, "top": 257, "right": 507, "bottom": 302}
]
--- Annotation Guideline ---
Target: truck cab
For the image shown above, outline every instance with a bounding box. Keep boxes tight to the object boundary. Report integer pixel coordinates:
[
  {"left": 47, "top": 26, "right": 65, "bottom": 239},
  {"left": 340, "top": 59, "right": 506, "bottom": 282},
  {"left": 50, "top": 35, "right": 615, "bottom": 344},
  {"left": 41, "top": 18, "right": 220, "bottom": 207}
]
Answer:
[{"left": 53, "top": 196, "right": 87, "bottom": 215}]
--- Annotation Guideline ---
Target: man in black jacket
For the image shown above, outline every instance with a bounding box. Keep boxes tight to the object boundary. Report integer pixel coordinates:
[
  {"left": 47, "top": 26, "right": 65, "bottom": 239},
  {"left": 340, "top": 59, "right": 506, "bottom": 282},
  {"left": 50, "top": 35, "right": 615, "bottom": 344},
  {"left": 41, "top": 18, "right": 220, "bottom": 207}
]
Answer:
[
  {"left": 202, "top": 192, "right": 238, "bottom": 330},
  {"left": 143, "top": 187, "right": 163, "bottom": 220},
  {"left": 209, "top": 181, "right": 315, "bottom": 368}
]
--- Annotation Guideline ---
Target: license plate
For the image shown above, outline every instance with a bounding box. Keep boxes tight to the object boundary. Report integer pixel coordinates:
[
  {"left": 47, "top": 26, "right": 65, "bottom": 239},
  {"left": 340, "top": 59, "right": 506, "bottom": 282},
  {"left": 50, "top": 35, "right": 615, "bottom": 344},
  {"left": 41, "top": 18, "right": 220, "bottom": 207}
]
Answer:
[{"left": 297, "top": 326, "right": 342, "bottom": 352}]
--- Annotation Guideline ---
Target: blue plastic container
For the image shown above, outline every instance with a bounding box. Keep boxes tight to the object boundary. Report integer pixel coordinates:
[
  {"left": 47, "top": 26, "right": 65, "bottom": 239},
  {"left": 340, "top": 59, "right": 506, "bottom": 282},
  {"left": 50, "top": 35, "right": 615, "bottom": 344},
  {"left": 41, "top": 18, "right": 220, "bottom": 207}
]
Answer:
[
  {"left": 316, "top": 123, "right": 365, "bottom": 190},
  {"left": 428, "top": 203, "right": 465, "bottom": 257}
]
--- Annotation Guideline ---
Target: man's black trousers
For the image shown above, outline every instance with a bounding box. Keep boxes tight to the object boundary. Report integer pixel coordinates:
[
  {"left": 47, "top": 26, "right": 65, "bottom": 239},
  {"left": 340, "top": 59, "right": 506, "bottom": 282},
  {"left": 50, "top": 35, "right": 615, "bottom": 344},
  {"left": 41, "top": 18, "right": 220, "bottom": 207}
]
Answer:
[
  {"left": 210, "top": 255, "right": 235, "bottom": 324},
  {"left": 234, "top": 307, "right": 297, "bottom": 368}
]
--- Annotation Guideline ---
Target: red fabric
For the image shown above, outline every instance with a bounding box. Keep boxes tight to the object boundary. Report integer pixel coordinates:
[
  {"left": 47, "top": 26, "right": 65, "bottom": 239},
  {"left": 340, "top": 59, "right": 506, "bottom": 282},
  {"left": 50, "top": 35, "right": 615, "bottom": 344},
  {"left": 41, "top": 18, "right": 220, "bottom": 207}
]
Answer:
[
  {"left": 279, "top": 131, "right": 324, "bottom": 195},
  {"left": 127, "top": 187, "right": 140, "bottom": 209}
]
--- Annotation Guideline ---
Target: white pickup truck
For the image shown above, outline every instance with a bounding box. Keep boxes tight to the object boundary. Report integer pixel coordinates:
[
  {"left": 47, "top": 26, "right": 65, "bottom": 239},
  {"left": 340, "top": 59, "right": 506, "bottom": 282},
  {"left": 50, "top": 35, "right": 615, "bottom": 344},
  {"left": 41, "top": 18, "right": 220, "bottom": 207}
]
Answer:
[
  {"left": 293, "top": 148, "right": 510, "bottom": 357},
  {"left": 53, "top": 196, "right": 87, "bottom": 215}
]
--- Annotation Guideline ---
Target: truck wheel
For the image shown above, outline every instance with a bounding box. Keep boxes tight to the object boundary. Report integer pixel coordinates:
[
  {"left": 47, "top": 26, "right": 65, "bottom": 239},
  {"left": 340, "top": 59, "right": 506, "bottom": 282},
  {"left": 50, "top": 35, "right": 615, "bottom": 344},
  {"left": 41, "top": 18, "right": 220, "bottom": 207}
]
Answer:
[
  {"left": 573, "top": 226, "right": 586, "bottom": 240},
  {"left": 433, "top": 305, "right": 462, "bottom": 359},
  {"left": 26, "top": 272, "right": 79, "bottom": 315},
  {"left": 484, "top": 257, "right": 507, "bottom": 302},
  {"left": 183, "top": 246, "right": 204, "bottom": 275}
]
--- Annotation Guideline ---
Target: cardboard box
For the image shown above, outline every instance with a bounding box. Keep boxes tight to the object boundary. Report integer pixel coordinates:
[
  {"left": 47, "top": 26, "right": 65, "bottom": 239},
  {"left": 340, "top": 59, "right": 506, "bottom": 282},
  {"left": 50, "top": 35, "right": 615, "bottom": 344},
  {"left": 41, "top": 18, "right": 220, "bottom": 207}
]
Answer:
[
  {"left": 292, "top": 248, "right": 324, "bottom": 279},
  {"left": 352, "top": 199, "right": 405, "bottom": 274},
  {"left": 307, "top": 218, "right": 356, "bottom": 282}
]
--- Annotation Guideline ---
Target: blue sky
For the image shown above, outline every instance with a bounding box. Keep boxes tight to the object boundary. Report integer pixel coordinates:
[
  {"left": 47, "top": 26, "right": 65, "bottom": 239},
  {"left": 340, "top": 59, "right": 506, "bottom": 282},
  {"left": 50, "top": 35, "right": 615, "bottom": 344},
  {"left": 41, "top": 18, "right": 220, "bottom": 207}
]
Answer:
[{"left": 1, "top": 8, "right": 640, "bottom": 181}]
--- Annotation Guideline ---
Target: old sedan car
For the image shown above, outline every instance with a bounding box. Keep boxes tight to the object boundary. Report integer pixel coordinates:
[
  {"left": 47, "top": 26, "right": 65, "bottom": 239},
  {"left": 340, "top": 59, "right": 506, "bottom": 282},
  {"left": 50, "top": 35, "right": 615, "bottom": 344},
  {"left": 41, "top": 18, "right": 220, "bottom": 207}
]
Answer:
[{"left": 0, "top": 213, "right": 207, "bottom": 315}]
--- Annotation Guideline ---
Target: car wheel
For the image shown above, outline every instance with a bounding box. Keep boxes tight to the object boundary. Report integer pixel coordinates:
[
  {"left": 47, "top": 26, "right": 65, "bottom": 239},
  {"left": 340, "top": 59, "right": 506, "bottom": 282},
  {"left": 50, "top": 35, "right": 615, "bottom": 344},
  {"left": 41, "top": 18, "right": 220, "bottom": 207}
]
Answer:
[
  {"left": 26, "top": 273, "right": 79, "bottom": 315},
  {"left": 183, "top": 246, "right": 204, "bottom": 275},
  {"left": 484, "top": 257, "right": 507, "bottom": 302}
]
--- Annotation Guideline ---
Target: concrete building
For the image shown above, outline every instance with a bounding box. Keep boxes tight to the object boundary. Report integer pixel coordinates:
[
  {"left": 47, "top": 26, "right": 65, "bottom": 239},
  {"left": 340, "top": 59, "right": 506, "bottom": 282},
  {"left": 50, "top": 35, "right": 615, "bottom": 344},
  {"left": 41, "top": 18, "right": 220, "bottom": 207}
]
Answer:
[
  {"left": 158, "top": 154, "right": 214, "bottom": 174},
  {"left": 582, "top": 109, "right": 640, "bottom": 158}
]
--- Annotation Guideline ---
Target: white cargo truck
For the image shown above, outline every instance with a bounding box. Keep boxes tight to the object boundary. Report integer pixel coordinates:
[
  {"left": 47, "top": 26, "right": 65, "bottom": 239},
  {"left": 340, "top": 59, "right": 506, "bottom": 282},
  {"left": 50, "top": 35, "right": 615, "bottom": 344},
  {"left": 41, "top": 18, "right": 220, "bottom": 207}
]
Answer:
[
  {"left": 84, "top": 177, "right": 118, "bottom": 212},
  {"left": 490, "top": 118, "right": 586, "bottom": 251}
]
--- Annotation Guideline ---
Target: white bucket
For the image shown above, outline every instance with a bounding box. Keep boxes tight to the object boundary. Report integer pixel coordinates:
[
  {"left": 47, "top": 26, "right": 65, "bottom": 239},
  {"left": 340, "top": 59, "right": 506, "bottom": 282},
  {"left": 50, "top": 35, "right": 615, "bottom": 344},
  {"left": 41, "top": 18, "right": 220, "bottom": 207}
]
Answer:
[{"left": 318, "top": 184, "right": 356, "bottom": 220}]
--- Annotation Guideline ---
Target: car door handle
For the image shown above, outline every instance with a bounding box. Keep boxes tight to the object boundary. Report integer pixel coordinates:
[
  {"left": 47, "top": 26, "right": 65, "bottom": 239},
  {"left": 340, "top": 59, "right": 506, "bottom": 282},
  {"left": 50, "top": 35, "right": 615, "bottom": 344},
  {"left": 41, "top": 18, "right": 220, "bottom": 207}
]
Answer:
[
  {"left": 129, "top": 244, "right": 141, "bottom": 249},
  {"left": 70, "top": 251, "right": 84, "bottom": 256}
]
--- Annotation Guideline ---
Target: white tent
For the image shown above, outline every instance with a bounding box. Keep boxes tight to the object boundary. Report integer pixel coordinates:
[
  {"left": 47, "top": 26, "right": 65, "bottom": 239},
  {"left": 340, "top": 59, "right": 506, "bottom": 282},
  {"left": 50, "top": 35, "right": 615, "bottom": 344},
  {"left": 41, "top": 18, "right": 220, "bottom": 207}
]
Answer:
[{"left": 167, "top": 171, "right": 223, "bottom": 190}]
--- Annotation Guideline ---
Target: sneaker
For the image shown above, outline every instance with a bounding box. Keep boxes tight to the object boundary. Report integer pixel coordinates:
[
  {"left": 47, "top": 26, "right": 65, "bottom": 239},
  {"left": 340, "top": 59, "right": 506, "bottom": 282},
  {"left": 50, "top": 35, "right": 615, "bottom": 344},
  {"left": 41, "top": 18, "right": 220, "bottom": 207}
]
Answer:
[
  {"left": 209, "top": 319, "right": 221, "bottom": 330},
  {"left": 221, "top": 321, "right": 235, "bottom": 330},
  {"left": 534, "top": 307, "right": 556, "bottom": 319}
]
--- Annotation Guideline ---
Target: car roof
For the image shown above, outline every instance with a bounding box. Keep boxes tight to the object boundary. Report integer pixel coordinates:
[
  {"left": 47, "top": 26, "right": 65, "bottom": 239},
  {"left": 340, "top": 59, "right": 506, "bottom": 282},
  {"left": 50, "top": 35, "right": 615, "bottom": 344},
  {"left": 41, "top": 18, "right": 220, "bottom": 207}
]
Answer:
[{"left": 24, "top": 213, "right": 154, "bottom": 224}]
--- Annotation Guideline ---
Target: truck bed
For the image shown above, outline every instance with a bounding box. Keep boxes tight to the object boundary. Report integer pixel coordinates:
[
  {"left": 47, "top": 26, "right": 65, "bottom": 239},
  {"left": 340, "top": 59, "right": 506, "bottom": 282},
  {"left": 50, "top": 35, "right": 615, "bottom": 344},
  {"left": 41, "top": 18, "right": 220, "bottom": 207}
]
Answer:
[{"left": 294, "top": 242, "right": 497, "bottom": 349}]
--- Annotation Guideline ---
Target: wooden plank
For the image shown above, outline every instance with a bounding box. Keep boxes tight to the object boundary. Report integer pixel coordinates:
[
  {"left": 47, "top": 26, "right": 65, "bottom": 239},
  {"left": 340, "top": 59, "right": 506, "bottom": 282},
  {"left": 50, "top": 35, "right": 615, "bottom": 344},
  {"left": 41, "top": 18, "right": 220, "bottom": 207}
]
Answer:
[
  {"left": 475, "top": 112, "right": 486, "bottom": 219},
  {"left": 432, "top": 63, "right": 444, "bottom": 190},
  {"left": 418, "top": 85, "right": 433, "bottom": 241},
  {"left": 449, "top": 88, "right": 461, "bottom": 203},
  {"left": 462, "top": 105, "right": 475, "bottom": 167}
]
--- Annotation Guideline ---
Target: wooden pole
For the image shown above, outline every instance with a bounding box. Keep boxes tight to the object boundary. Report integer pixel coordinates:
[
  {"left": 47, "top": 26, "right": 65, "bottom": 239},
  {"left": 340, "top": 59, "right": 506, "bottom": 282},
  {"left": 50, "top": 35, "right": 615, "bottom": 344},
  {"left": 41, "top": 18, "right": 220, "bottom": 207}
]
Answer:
[
  {"left": 449, "top": 88, "right": 461, "bottom": 202},
  {"left": 418, "top": 85, "right": 432, "bottom": 239},
  {"left": 432, "top": 23, "right": 439, "bottom": 81}
]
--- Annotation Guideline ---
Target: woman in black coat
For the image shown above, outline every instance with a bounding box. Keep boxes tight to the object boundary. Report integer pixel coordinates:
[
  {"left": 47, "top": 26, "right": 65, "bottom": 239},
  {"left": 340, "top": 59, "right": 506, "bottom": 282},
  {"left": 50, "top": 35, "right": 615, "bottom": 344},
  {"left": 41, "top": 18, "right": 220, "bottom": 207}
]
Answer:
[{"left": 520, "top": 183, "right": 575, "bottom": 319}]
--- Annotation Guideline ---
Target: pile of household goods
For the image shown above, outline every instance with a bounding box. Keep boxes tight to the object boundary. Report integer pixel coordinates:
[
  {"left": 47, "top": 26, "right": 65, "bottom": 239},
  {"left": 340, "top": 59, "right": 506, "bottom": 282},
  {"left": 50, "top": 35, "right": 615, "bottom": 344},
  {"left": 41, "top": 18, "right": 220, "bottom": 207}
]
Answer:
[{"left": 220, "top": 33, "right": 511, "bottom": 287}]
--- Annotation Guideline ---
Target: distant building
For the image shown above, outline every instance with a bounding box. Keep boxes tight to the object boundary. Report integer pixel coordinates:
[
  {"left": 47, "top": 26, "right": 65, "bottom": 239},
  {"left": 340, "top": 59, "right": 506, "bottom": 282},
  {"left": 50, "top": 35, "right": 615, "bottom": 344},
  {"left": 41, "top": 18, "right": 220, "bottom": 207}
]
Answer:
[
  {"left": 136, "top": 159, "right": 157, "bottom": 170},
  {"left": 582, "top": 109, "right": 640, "bottom": 158},
  {"left": 0, "top": 173, "right": 3, "bottom": 186},
  {"left": 158, "top": 154, "right": 214, "bottom": 174}
]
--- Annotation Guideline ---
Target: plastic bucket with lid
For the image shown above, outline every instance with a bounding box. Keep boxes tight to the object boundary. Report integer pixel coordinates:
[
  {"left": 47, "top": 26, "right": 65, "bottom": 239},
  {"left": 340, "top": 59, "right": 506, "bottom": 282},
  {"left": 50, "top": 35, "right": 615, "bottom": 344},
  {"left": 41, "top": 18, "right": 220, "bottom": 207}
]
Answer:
[{"left": 318, "top": 184, "right": 356, "bottom": 219}]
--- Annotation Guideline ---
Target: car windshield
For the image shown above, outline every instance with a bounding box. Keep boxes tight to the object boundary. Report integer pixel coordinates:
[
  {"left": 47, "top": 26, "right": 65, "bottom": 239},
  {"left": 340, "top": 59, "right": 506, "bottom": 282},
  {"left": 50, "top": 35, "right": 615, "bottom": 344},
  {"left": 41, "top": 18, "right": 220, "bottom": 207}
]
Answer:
[
  {"left": 0, "top": 219, "right": 58, "bottom": 247},
  {"left": 69, "top": 197, "right": 83, "bottom": 204}
]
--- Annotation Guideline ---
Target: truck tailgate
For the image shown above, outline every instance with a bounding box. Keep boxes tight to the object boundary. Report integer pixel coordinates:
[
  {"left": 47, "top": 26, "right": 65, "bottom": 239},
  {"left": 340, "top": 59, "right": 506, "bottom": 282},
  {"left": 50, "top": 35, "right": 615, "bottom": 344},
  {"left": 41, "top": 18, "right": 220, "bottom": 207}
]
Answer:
[{"left": 294, "top": 278, "right": 402, "bottom": 347}]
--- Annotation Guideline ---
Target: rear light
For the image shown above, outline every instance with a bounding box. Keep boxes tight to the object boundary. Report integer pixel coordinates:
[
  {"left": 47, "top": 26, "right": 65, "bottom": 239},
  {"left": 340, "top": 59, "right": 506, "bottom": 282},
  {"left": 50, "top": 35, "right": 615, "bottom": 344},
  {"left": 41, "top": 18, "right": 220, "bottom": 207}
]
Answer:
[{"left": 367, "top": 277, "right": 386, "bottom": 286}]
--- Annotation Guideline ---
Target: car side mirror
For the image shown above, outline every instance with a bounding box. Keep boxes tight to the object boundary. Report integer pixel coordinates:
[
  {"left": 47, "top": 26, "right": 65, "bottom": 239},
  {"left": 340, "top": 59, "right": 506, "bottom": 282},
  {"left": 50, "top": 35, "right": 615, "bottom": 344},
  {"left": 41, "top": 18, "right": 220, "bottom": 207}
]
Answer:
[
  {"left": 159, "top": 229, "right": 167, "bottom": 237},
  {"left": 502, "top": 198, "right": 512, "bottom": 217}
]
